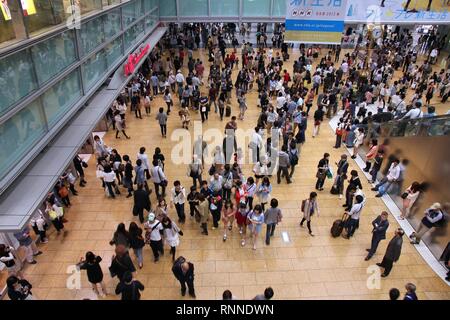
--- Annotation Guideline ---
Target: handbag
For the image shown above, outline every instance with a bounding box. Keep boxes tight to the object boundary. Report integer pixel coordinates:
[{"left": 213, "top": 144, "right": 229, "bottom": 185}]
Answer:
[
  {"left": 82, "top": 161, "right": 88, "bottom": 168},
  {"left": 157, "top": 169, "right": 168, "bottom": 187}
]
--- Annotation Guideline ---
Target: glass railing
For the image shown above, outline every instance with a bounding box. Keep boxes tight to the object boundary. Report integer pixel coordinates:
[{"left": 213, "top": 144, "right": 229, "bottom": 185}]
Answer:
[{"left": 378, "top": 114, "right": 450, "bottom": 138}]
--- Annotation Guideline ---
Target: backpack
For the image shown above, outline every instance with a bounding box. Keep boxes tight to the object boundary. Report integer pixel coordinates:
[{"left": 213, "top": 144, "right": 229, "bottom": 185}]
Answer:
[
  {"left": 301, "top": 199, "right": 307, "bottom": 213},
  {"left": 289, "top": 150, "right": 299, "bottom": 166}
]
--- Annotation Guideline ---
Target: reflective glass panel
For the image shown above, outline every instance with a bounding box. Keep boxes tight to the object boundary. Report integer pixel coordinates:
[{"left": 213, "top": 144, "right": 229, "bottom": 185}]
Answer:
[
  {"left": 211, "top": 0, "right": 239, "bottom": 16},
  {"left": 179, "top": 0, "right": 207, "bottom": 16},
  {"left": 80, "top": 17, "right": 105, "bottom": 56},
  {"left": 82, "top": 49, "right": 107, "bottom": 90},
  {"left": 242, "top": 0, "right": 271, "bottom": 16}
]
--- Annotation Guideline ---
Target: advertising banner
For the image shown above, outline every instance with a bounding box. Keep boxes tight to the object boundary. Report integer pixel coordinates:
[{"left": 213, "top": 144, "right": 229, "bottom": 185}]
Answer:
[
  {"left": 345, "top": 0, "right": 450, "bottom": 24},
  {"left": 285, "top": 0, "right": 348, "bottom": 44}
]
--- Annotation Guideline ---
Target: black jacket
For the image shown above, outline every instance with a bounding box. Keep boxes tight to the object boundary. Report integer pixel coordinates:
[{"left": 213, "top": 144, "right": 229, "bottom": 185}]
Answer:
[
  {"left": 371, "top": 216, "right": 389, "bottom": 240},
  {"left": 133, "top": 189, "right": 151, "bottom": 211},
  {"left": 384, "top": 235, "right": 403, "bottom": 262},
  {"left": 109, "top": 253, "right": 136, "bottom": 281},
  {"left": 172, "top": 262, "right": 195, "bottom": 283},
  {"left": 115, "top": 280, "right": 145, "bottom": 300},
  {"left": 337, "top": 160, "right": 349, "bottom": 177},
  {"left": 8, "top": 279, "right": 33, "bottom": 300}
]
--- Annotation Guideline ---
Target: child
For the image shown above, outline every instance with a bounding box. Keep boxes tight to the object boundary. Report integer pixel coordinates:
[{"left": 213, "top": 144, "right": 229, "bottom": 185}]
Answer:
[
  {"left": 245, "top": 177, "right": 257, "bottom": 210},
  {"left": 235, "top": 202, "right": 250, "bottom": 247}
]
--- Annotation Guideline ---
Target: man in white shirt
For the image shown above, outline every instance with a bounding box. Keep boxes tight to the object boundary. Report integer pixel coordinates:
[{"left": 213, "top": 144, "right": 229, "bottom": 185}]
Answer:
[
  {"left": 249, "top": 127, "right": 263, "bottom": 163},
  {"left": 137, "top": 147, "right": 151, "bottom": 178},
  {"left": 276, "top": 92, "right": 286, "bottom": 110},
  {"left": 343, "top": 195, "right": 365, "bottom": 239},
  {"left": 402, "top": 103, "right": 423, "bottom": 120},
  {"left": 170, "top": 181, "right": 186, "bottom": 223},
  {"left": 176, "top": 70, "right": 185, "bottom": 90},
  {"left": 341, "top": 61, "right": 349, "bottom": 74},
  {"left": 144, "top": 213, "right": 164, "bottom": 262},
  {"left": 372, "top": 159, "right": 400, "bottom": 197}
]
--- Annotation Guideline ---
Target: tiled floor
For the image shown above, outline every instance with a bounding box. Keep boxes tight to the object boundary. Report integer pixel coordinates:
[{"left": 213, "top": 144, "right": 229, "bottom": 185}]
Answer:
[{"left": 6, "top": 47, "right": 450, "bottom": 300}]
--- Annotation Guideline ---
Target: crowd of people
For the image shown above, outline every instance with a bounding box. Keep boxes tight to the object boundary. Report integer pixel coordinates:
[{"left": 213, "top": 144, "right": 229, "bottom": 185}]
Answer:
[{"left": 2, "top": 22, "right": 449, "bottom": 300}]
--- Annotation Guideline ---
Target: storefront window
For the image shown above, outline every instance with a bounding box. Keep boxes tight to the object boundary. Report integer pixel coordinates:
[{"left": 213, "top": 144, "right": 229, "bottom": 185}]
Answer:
[
  {"left": 211, "top": 0, "right": 238, "bottom": 16},
  {"left": 179, "top": 0, "right": 207, "bottom": 16},
  {"left": 79, "top": 16, "right": 105, "bottom": 56},
  {"left": 0, "top": 0, "right": 27, "bottom": 48},
  {"left": 145, "top": 14, "right": 156, "bottom": 31},
  {"left": 122, "top": 0, "right": 136, "bottom": 26},
  {"left": 0, "top": 99, "right": 46, "bottom": 180},
  {"left": 242, "top": 0, "right": 271, "bottom": 17},
  {"left": 78, "top": 0, "right": 102, "bottom": 15},
  {"left": 42, "top": 70, "right": 82, "bottom": 126},
  {"left": 103, "top": 8, "right": 121, "bottom": 39},
  {"left": 0, "top": 49, "right": 37, "bottom": 115},
  {"left": 31, "top": 30, "right": 77, "bottom": 85},
  {"left": 82, "top": 49, "right": 107, "bottom": 90},
  {"left": 105, "top": 36, "right": 122, "bottom": 67},
  {"left": 23, "top": 0, "right": 70, "bottom": 36}
]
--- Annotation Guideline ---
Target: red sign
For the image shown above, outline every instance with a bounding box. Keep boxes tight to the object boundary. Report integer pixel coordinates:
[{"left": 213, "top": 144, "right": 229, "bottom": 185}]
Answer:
[{"left": 124, "top": 44, "right": 151, "bottom": 76}]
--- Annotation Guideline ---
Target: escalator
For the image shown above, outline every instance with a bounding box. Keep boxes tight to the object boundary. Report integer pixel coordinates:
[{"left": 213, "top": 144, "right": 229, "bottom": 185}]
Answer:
[{"left": 357, "top": 114, "right": 450, "bottom": 262}]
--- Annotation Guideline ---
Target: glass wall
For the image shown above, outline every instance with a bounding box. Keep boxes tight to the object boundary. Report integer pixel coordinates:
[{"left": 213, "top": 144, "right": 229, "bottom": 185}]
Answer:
[
  {"left": 105, "top": 36, "right": 122, "bottom": 67},
  {"left": 122, "top": 0, "right": 137, "bottom": 26},
  {"left": 179, "top": 0, "right": 207, "bottom": 16},
  {"left": 211, "top": 0, "right": 239, "bottom": 16},
  {"left": 145, "top": 13, "right": 157, "bottom": 30},
  {"left": 31, "top": 30, "right": 77, "bottom": 85},
  {"left": 79, "top": 0, "right": 102, "bottom": 15},
  {"left": 80, "top": 17, "right": 105, "bottom": 56},
  {"left": 242, "top": 0, "right": 271, "bottom": 16},
  {"left": 23, "top": 0, "right": 70, "bottom": 36},
  {"left": 103, "top": 8, "right": 121, "bottom": 39},
  {"left": 0, "top": 100, "right": 46, "bottom": 177},
  {"left": 0, "top": 0, "right": 27, "bottom": 48},
  {"left": 124, "top": 20, "right": 145, "bottom": 48},
  {"left": 272, "top": 0, "right": 286, "bottom": 17},
  {"left": 159, "top": 0, "right": 176, "bottom": 16},
  {"left": 82, "top": 49, "right": 107, "bottom": 90},
  {"left": 42, "top": 70, "right": 82, "bottom": 126},
  {"left": 0, "top": 49, "right": 37, "bottom": 115}
]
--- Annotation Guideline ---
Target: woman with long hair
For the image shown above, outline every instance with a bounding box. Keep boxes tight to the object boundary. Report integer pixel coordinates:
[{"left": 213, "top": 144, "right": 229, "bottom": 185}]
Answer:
[
  {"left": 161, "top": 216, "right": 182, "bottom": 261},
  {"left": 248, "top": 205, "right": 264, "bottom": 250},
  {"left": 128, "top": 222, "right": 145, "bottom": 269},
  {"left": 78, "top": 251, "right": 107, "bottom": 297},
  {"left": 221, "top": 200, "right": 235, "bottom": 241},
  {"left": 400, "top": 182, "right": 422, "bottom": 220}
]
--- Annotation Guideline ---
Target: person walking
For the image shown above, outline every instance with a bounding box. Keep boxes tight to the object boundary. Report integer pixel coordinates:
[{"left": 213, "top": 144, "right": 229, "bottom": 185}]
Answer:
[
  {"left": 156, "top": 107, "right": 168, "bottom": 138},
  {"left": 162, "top": 216, "right": 183, "bottom": 261},
  {"left": 13, "top": 226, "right": 42, "bottom": 265},
  {"left": 128, "top": 222, "right": 145, "bottom": 269},
  {"left": 256, "top": 176, "right": 272, "bottom": 211},
  {"left": 277, "top": 145, "right": 292, "bottom": 184},
  {"left": 264, "top": 198, "right": 282, "bottom": 245},
  {"left": 109, "top": 244, "right": 136, "bottom": 281},
  {"left": 150, "top": 159, "right": 168, "bottom": 198},
  {"left": 114, "top": 111, "right": 130, "bottom": 139},
  {"left": 187, "top": 155, "right": 203, "bottom": 188},
  {"left": 172, "top": 257, "right": 196, "bottom": 298},
  {"left": 248, "top": 205, "right": 264, "bottom": 250},
  {"left": 300, "top": 192, "right": 320, "bottom": 236},
  {"left": 315, "top": 153, "right": 330, "bottom": 191},
  {"left": 197, "top": 194, "right": 210, "bottom": 236},
  {"left": 377, "top": 228, "right": 404, "bottom": 277},
  {"left": 77, "top": 251, "right": 107, "bottom": 297},
  {"left": 221, "top": 200, "right": 235, "bottom": 242},
  {"left": 123, "top": 155, "right": 134, "bottom": 198},
  {"left": 253, "top": 287, "right": 274, "bottom": 300},
  {"left": 343, "top": 195, "right": 365, "bottom": 239},
  {"left": 73, "top": 155, "right": 87, "bottom": 187},
  {"left": 109, "top": 223, "right": 130, "bottom": 249},
  {"left": 352, "top": 128, "right": 364, "bottom": 159},
  {"left": 170, "top": 180, "right": 187, "bottom": 224},
  {"left": 365, "top": 211, "right": 389, "bottom": 260},
  {"left": 312, "top": 106, "right": 324, "bottom": 138},
  {"left": 115, "top": 271, "right": 145, "bottom": 300},
  {"left": 144, "top": 213, "right": 164, "bottom": 262}
]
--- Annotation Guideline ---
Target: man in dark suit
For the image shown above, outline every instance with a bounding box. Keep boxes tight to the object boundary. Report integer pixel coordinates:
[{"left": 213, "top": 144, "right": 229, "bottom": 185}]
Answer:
[
  {"left": 365, "top": 211, "right": 389, "bottom": 260},
  {"left": 133, "top": 184, "right": 151, "bottom": 223},
  {"left": 172, "top": 257, "right": 196, "bottom": 298},
  {"left": 377, "top": 228, "right": 404, "bottom": 277}
]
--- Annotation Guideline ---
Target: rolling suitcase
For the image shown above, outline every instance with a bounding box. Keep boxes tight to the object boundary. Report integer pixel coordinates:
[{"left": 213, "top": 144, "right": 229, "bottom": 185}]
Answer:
[
  {"left": 331, "top": 213, "right": 347, "bottom": 238},
  {"left": 225, "top": 105, "right": 232, "bottom": 117}
]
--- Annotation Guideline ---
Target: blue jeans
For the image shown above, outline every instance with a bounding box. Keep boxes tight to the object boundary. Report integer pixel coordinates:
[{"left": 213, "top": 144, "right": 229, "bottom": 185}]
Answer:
[
  {"left": 265, "top": 223, "right": 276, "bottom": 245},
  {"left": 133, "top": 247, "right": 143, "bottom": 266}
]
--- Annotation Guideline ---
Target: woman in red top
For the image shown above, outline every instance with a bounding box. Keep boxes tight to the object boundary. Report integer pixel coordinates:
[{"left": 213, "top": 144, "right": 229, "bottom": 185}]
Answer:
[
  {"left": 283, "top": 70, "right": 291, "bottom": 85},
  {"left": 221, "top": 200, "right": 235, "bottom": 241},
  {"left": 364, "top": 139, "right": 379, "bottom": 172},
  {"left": 234, "top": 180, "right": 247, "bottom": 206}
]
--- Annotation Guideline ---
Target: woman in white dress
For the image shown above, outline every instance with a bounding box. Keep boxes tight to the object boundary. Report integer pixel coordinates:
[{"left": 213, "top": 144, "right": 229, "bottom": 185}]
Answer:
[
  {"left": 161, "top": 216, "right": 182, "bottom": 261},
  {"left": 351, "top": 127, "right": 364, "bottom": 159}
]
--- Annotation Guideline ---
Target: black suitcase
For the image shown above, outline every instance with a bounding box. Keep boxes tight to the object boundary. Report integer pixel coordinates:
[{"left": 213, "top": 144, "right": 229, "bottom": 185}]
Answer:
[
  {"left": 331, "top": 213, "right": 347, "bottom": 238},
  {"left": 225, "top": 105, "right": 231, "bottom": 117},
  {"left": 330, "top": 185, "right": 339, "bottom": 195}
]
